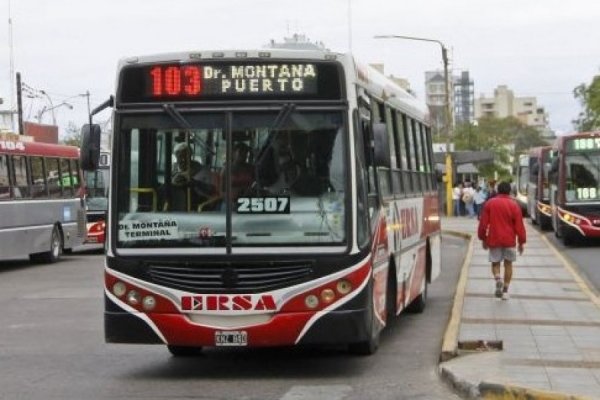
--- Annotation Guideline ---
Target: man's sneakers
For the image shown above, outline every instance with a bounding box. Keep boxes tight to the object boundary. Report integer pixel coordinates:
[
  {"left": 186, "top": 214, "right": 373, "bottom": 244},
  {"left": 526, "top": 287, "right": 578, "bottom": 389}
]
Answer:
[
  {"left": 501, "top": 291, "right": 510, "bottom": 301},
  {"left": 495, "top": 279, "right": 504, "bottom": 298}
]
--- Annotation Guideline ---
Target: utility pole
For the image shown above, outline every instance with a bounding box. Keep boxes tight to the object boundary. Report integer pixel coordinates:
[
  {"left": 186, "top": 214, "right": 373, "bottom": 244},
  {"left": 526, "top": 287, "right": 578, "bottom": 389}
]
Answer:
[
  {"left": 16, "top": 72, "right": 23, "bottom": 135},
  {"left": 8, "top": 0, "right": 16, "bottom": 131},
  {"left": 441, "top": 45, "right": 454, "bottom": 218}
]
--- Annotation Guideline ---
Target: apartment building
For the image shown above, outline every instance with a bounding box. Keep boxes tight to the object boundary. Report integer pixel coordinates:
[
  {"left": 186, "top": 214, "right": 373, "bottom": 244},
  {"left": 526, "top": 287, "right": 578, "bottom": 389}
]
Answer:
[{"left": 475, "top": 85, "right": 551, "bottom": 135}]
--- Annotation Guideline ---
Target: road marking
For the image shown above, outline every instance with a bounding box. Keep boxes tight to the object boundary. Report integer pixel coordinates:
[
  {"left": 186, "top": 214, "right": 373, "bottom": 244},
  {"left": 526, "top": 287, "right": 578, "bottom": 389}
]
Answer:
[{"left": 280, "top": 385, "right": 353, "bottom": 400}]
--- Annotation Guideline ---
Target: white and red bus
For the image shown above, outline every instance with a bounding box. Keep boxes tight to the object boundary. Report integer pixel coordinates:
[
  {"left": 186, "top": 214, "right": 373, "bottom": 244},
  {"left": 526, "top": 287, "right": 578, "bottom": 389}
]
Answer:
[
  {"left": 526, "top": 146, "right": 553, "bottom": 229},
  {"left": 549, "top": 131, "right": 600, "bottom": 245},
  {"left": 81, "top": 49, "right": 442, "bottom": 356},
  {"left": 0, "top": 132, "right": 86, "bottom": 262},
  {"left": 83, "top": 151, "right": 110, "bottom": 244}
]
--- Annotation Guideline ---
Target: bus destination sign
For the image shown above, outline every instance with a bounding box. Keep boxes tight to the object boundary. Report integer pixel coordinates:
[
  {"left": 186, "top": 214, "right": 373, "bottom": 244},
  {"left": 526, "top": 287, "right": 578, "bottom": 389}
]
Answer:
[
  {"left": 567, "top": 136, "right": 600, "bottom": 152},
  {"left": 149, "top": 63, "right": 318, "bottom": 97},
  {"left": 119, "top": 61, "right": 341, "bottom": 102}
]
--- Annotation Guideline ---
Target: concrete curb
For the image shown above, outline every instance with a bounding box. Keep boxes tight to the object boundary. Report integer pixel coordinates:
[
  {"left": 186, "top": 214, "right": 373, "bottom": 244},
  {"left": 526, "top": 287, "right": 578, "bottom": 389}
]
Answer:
[
  {"left": 439, "top": 364, "right": 481, "bottom": 399},
  {"left": 478, "top": 381, "right": 592, "bottom": 400},
  {"left": 440, "top": 229, "right": 474, "bottom": 362}
]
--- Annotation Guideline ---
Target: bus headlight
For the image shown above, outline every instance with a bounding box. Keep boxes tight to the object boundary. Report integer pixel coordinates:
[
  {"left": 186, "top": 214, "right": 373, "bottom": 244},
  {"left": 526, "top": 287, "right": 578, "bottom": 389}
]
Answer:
[
  {"left": 112, "top": 282, "right": 127, "bottom": 297},
  {"left": 127, "top": 290, "right": 141, "bottom": 306},
  {"left": 321, "top": 288, "right": 335, "bottom": 304},
  {"left": 142, "top": 296, "right": 156, "bottom": 311},
  {"left": 336, "top": 279, "right": 352, "bottom": 295},
  {"left": 304, "top": 295, "right": 319, "bottom": 309}
]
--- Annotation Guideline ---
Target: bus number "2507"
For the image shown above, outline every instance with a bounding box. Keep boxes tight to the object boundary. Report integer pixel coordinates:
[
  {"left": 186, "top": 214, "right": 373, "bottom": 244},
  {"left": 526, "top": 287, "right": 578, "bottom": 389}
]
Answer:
[{"left": 237, "top": 197, "right": 290, "bottom": 214}]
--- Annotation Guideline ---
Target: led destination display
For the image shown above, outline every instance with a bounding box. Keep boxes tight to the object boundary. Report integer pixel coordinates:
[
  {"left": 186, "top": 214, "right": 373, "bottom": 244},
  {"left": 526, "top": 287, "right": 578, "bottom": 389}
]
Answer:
[
  {"left": 119, "top": 61, "right": 342, "bottom": 102},
  {"left": 567, "top": 136, "right": 600, "bottom": 152}
]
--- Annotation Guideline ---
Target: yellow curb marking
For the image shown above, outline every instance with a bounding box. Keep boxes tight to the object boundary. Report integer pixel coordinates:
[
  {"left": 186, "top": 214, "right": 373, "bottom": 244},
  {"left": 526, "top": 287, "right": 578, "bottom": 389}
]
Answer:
[
  {"left": 482, "top": 384, "right": 592, "bottom": 400},
  {"left": 440, "top": 230, "right": 474, "bottom": 361}
]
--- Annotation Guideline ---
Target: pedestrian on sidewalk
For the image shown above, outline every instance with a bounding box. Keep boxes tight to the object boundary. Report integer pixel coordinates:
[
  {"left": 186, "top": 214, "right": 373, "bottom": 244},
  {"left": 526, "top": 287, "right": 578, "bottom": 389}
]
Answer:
[
  {"left": 473, "top": 185, "right": 486, "bottom": 219},
  {"left": 477, "top": 181, "right": 526, "bottom": 300},
  {"left": 462, "top": 182, "right": 476, "bottom": 218},
  {"left": 452, "top": 182, "right": 463, "bottom": 217}
]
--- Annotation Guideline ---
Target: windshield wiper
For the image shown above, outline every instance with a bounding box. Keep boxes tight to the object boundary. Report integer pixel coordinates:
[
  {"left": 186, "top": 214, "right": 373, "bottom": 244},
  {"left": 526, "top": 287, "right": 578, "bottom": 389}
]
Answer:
[
  {"left": 162, "top": 103, "right": 215, "bottom": 155},
  {"left": 163, "top": 103, "right": 192, "bottom": 129}
]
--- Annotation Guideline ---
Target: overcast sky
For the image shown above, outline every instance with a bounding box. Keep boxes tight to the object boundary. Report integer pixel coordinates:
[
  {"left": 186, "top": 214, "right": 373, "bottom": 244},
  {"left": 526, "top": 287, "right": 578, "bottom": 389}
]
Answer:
[{"left": 1, "top": 0, "right": 599, "bottom": 137}]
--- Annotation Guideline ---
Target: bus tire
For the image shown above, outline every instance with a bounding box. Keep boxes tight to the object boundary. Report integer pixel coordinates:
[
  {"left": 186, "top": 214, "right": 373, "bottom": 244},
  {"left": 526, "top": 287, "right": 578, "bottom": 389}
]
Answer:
[
  {"left": 348, "top": 302, "right": 380, "bottom": 356},
  {"left": 406, "top": 278, "right": 428, "bottom": 314},
  {"left": 531, "top": 210, "right": 538, "bottom": 225},
  {"left": 540, "top": 215, "right": 552, "bottom": 231},
  {"left": 563, "top": 228, "right": 577, "bottom": 246},
  {"left": 167, "top": 345, "right": 203, "bottom": 357},
  {"left": 30, "top": 226, "right": 63, "bottom": 264}
]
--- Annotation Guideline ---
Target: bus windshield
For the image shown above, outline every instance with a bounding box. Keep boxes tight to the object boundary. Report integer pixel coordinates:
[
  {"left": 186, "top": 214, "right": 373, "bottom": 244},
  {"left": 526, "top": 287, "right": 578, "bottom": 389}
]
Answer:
[
  {"left": 115, "top": 110, "right": 347, "bottom": 248},
  {"left": 565, "top": 151, "right": 600, "bottom": 202},
  {"left": 84, "top": 169, "right": 110, "bottom": 211}
]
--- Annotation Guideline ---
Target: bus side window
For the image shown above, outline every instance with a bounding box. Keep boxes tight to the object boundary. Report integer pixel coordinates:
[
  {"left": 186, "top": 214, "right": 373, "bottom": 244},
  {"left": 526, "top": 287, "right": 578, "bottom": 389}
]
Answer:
[
  {"left": 30, "top": 156, "right": 47, "bottom": 198},
  {"left": 70, "top": 159, "right": 81, "bottom": 194},
  {"left": 46, "top": 157, "right": 63, "bottom": 199},
  {"left": 0, "top": 155, "right": 9, "bottom": 199},
  {"left": 60, "top": 158, "right": 73, "bottom": 198},
  {"left": 11, "top": 155, "right": 30, "bottom": 198}
]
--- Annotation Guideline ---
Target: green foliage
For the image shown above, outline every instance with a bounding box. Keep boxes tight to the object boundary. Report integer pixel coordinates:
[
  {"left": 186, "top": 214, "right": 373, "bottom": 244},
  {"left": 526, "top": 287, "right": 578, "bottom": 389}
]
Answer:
[
  {"left": 573, "top": 74, "right": 600, "bottom": 131},
  {"left": 451, "top": 116, "right": 546, "bottom": 180}
]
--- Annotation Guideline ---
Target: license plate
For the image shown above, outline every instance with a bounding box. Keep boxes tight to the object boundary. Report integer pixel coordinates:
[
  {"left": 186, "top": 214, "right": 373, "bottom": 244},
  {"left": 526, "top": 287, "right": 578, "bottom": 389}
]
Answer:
[{"left": 215, "top": 331, "right": 248, "bottom": 346}]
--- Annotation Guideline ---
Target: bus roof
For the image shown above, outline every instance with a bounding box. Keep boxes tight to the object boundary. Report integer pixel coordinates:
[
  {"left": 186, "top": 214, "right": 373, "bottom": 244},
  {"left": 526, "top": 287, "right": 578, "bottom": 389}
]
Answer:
[
  {"left": 552, "top": 131, "right": 600, "bottom": 148},
  {"left": 0, "top": 134, "right": 79, "bottom": 158},
  {"left": 115, "top": 48, "right": 429, "bottom": 122}
]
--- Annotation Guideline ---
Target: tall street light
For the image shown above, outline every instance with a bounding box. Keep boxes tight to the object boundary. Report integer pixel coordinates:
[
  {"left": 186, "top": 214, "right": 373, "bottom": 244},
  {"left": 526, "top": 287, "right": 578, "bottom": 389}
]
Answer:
[
  {"left": 374, "top": 34, "right": 454, "bottom": 217},
  {"left": 36, "top": 101, "right": 73, "bottom": 125}
]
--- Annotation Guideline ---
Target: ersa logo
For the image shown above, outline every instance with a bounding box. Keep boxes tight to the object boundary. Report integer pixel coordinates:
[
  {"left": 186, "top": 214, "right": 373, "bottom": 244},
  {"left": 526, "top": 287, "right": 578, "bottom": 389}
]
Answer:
[{"left": 181, "top": 294, "right": 277, "bottom": 312}]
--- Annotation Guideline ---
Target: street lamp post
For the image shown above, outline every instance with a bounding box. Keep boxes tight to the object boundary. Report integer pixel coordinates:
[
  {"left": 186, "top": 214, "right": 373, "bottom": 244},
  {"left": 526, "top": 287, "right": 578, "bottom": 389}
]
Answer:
[
  {"left": 36, "top": 101, "right": 73, "bottom": 124},
  {"left": 374, "top": 34, "right": 454, "bottom": 217}
]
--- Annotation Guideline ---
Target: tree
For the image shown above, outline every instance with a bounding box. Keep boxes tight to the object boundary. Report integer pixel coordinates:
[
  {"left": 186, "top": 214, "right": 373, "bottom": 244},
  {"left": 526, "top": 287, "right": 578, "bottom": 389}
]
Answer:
[
  {"left": 573, "top": 74, "right": 600, "bottom": 131},
  {"left": 61, "top": 121, "right": 81, "bottom": 146},
  {"left": 452, "top": 116, "right": 547, "bottom": 180}
]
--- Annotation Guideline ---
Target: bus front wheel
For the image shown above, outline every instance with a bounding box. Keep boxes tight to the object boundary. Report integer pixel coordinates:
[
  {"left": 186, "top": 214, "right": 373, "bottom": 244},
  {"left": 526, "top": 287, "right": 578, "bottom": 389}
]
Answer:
[
  {"left": 30, "top": 226, "right": 63, "bottom": 264},
  {"left": 406, "top": 278, "right": 428, "bottom": 314},
  {"left": 348, "top": 301, "right": 380, "bottom": 356}
]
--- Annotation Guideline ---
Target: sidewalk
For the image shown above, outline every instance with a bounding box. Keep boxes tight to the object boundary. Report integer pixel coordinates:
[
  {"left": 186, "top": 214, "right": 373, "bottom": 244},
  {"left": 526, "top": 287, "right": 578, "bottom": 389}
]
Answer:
[{"left": 439, "top": 217, "right": 600, "bottom": 400}]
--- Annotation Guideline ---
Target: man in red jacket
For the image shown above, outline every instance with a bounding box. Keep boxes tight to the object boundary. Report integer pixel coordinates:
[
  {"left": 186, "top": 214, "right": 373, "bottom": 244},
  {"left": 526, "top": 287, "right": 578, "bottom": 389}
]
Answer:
[{"left": 477, "top": 181, "right": 526, "bottom": 300}]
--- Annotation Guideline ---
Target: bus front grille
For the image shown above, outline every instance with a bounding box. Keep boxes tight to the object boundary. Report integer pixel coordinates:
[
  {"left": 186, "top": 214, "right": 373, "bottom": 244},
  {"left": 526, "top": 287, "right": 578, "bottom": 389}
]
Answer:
[{"left": 148, "top": 262, "right": 313, "bottom": 293}]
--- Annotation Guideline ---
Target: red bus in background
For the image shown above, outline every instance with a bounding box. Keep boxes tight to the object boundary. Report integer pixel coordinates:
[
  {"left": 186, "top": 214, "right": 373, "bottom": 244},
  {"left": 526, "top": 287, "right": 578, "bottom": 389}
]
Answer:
[
  {"left": 0, "top": 133, "right": 86, "bottom": 262},
  {"left": 84, "top": 151, "right": 110, "bottom": 245},
  {"left": 527, "top": 146, "right": 553, "bottom": 230},
  {"left": 82, "top": 49, "right": 442, "bottom": 356},
  {"left": 549, "top": 131, "right": 600, "bottom": 245}
]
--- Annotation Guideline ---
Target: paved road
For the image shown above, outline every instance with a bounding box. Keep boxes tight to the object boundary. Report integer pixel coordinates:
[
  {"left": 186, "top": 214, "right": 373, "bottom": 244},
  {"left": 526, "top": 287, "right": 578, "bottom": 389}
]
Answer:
[
  {"left": 536, "top": 225, "right": 600, "bottom": 295},
  {"left": 0, "top": 236, "right": 465, "bottom": 400}
]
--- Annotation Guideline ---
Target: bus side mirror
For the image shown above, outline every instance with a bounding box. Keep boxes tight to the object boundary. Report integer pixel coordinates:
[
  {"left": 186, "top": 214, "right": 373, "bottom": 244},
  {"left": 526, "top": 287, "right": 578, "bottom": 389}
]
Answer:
[
  {"left": 80, "top": 124, "right": 101, "bottom": 171},
  {"left": 373, "top": 122, "right": 390, "bottom": 168}
]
